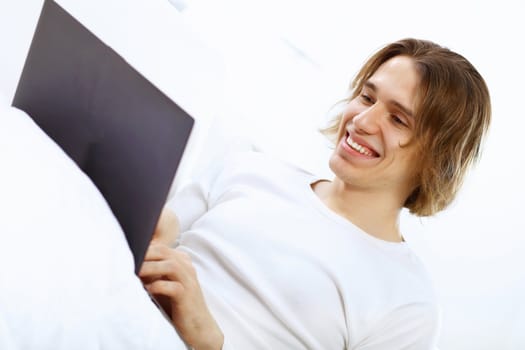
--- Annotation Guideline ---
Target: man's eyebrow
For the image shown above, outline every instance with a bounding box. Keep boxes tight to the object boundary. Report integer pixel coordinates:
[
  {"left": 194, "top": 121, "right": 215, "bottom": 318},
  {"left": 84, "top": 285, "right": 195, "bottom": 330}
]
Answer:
[{"left": 363, "top": 81, "right": 415, "bottom": 119}]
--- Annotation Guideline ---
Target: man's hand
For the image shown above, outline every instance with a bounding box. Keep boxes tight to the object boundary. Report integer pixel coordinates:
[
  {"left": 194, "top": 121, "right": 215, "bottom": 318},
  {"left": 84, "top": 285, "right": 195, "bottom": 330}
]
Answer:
[
  {"left": 152, "top": 208, "right": 180, "bottom": 246},
  {"left": 139, "top": 243, "right": 224, "bottom": 350}
]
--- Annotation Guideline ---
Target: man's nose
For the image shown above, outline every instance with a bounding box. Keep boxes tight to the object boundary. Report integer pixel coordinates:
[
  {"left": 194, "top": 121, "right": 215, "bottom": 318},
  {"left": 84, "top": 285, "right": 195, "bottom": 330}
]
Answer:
[{"left": 352, "top": 104, "right": 383, "bottom": 135}]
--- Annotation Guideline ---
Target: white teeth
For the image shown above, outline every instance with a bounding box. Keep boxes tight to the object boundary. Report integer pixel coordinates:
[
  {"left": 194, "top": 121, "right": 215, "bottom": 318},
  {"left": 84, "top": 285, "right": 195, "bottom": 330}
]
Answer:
[{"left": 346, "top": 135, "right": 374, "bottom": 156}]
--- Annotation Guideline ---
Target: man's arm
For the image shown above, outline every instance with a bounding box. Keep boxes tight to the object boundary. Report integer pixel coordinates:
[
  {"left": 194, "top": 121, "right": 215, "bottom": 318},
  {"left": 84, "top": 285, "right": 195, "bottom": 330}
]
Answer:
[{"left": 141, "top": 207, "right": 224, "bottom": 350}]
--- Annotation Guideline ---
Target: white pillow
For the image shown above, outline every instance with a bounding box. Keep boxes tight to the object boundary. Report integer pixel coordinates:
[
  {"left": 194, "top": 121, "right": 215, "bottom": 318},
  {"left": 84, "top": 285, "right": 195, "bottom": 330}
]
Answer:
[{"left": 0, "top": 95, "right": 187, "bottom": 349}]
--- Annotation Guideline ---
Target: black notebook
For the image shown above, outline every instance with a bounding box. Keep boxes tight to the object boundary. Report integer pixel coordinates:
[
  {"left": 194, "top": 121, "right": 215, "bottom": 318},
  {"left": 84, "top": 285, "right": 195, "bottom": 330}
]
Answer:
[{"left": 12, "top": 0, "right": 194, "bottom": 273}]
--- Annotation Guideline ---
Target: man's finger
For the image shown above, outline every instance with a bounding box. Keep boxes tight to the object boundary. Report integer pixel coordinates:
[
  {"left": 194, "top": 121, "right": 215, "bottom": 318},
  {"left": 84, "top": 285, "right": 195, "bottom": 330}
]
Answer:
[
  {"left": 152, "top": 208, "right": 180, "bottom": 246},
  {"left": 139, "top": 259, "right": 181, "bottom": 280},
  {"left": 143, "top": 242, "right": 172, "bottom": 261},
  {"left": 145, "top": 279, "right": 184, "bottom": 299}
]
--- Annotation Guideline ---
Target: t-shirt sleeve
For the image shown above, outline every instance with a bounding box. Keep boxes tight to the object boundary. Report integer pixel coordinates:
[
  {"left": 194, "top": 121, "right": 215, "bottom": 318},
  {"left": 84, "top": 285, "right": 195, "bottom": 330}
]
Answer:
[
  {"left": 166, "top": 179, "right": 209, "bottom": 233},
  {"left": 165, "top": 150, "right": 243, "bottom": 232},
  {"left": 221, "top": 336, "right": 235, "bottom": 350},
  {"left": 353, "top": 302, "right": 441, "bottom": 350},
  {"left": 165, "top": 163, "right": 219, "bottom": 233}
]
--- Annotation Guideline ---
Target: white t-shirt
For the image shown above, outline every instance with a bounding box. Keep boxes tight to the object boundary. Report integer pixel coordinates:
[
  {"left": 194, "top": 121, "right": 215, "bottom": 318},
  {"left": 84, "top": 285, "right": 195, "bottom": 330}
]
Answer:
[{"left": 168, "top": 151, "right": 440, "bottom": 349}]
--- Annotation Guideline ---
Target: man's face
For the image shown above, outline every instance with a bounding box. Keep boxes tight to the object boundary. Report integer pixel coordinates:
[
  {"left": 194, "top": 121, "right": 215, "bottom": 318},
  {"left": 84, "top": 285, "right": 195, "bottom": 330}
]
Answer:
[{"left": 329, "top": 55, "right": 420, "bottom": 199}]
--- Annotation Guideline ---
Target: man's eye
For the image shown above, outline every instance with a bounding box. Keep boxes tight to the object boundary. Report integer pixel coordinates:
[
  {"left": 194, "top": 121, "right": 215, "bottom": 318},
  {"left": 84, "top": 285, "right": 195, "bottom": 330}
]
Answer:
[
  {"left": 360, "top": 94, "right": 373, "bottom": 104},
  {"left": 391, "top": 115, "right": 408, "bottom": 127}
]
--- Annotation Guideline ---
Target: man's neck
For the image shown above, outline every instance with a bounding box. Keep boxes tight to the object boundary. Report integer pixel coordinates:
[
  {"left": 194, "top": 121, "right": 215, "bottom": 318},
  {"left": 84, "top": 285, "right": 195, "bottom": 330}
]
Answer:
[{"left": 312, "top": 179, "right": 404, "bottom": 243}]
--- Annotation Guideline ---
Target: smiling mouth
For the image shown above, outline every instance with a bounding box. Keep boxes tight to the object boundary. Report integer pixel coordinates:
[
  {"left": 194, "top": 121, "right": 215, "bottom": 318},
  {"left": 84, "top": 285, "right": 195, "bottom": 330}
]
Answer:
[{"left": 345, "top": 133, "right": 379, "bottom": 157}]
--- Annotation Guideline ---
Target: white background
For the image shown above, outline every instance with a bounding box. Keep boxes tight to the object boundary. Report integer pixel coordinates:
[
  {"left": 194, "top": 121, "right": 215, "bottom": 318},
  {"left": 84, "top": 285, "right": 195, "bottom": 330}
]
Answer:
[{"left": 1, "top": 0, "right": 524, "bottom": 349}]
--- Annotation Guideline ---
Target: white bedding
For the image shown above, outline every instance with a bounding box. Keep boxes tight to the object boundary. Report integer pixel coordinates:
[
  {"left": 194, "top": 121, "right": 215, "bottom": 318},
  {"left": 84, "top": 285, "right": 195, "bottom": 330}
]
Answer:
[{"left": 0, "top": 94, "right": 187, "bottom": 349}]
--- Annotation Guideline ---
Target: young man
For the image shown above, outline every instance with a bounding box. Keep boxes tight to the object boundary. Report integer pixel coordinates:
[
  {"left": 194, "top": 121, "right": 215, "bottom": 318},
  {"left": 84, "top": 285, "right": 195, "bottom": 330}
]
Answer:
[{"left": 140, "top": 38, "right": 491, "bottom": 350}]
